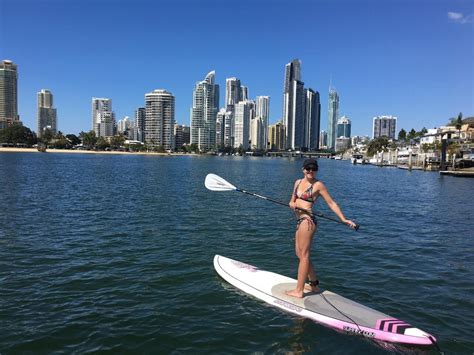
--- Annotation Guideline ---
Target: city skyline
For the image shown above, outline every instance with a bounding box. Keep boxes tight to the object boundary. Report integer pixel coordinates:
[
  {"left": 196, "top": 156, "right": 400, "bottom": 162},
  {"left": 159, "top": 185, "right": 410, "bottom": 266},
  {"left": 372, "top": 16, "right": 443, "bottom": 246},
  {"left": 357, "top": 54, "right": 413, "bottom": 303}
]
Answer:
[{"left": 1, "top": 0, "right": 472, "bottom": 137}]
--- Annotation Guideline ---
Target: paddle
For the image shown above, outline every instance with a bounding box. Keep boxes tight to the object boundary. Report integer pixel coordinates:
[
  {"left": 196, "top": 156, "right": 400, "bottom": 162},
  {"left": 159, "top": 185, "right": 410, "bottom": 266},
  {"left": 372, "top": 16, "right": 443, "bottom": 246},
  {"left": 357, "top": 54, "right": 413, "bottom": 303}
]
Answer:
[{"left": 205, "top": 173, "right": 359, "bottom": 230}]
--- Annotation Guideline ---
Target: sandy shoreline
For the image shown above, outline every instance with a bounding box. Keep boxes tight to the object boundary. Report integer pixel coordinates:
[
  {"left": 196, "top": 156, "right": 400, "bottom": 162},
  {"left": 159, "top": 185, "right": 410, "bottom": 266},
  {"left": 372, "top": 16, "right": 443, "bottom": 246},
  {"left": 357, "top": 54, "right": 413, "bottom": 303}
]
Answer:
[{"left": 0, "top": 147, "right": 193, "bottom": 156}]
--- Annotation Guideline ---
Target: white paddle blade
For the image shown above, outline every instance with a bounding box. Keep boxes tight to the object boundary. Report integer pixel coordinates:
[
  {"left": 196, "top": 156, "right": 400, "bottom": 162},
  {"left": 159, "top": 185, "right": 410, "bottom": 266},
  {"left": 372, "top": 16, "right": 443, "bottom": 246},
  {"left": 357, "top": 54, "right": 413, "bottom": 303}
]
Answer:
[{"left": 205, "top": 173, "right": 237, "bottom": 191}]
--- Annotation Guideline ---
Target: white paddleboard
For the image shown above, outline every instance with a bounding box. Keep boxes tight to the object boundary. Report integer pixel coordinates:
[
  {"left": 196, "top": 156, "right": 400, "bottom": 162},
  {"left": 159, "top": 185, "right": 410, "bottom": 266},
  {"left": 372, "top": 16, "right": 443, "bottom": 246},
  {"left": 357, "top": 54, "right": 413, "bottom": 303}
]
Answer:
[{"left": 214, "top": 255, "right": 436, "bottom": 345}]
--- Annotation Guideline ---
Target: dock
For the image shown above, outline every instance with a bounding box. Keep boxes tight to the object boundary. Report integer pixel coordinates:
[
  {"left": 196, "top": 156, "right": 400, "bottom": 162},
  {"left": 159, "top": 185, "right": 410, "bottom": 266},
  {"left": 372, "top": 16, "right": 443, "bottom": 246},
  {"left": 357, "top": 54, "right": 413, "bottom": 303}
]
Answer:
[{"left": 439, "top": 168, "right": 474, "bottom": 178}]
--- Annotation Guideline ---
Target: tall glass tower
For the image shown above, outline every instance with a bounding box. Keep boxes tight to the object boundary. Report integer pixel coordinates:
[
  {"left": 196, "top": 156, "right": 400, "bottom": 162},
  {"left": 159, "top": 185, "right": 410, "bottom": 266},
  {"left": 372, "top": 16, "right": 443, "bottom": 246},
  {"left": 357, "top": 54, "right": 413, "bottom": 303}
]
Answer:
[
  {"left": 336, "top": 116, "right": 351, "bottom": 138},
  {"left": 190, "top": 71, "right": 219, "bottom": 152},
  {"left": 327, "top": 88, "right": 339, "bottom": 151},
  {"left": 283, "top": 59, "right": 304, "bottom": 150},
  {"left": 37, "top": 89, "right": 57, "bottom": 137},
  {"left": 304, "top": 88, "right": 321, "bottom": 150},
  {"left": 0, "top": 60, "right": 20, "bottom": 129}
]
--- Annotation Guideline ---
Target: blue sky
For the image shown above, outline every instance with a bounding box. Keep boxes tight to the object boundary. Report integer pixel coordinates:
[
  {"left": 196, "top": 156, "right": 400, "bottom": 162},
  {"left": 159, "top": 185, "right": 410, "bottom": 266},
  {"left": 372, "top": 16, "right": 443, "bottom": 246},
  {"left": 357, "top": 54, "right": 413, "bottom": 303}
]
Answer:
[{"left": 1, "top": 0, "right": 472, "bottom": 136}]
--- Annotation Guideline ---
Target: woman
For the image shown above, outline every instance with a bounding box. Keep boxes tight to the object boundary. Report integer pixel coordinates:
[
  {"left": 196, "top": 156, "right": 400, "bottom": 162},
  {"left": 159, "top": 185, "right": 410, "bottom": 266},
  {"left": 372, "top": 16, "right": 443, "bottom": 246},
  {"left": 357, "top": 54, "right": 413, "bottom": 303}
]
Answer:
[{"left": 286, "top": 158, "right": 357, "bottom": 298}]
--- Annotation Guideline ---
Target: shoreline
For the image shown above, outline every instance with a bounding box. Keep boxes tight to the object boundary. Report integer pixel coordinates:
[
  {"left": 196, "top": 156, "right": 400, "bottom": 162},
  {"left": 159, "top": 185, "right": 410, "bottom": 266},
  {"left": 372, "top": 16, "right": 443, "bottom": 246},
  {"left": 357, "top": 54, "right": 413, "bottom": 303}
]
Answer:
[{"left": 0, "top": 147, "right": 192, "bottom": 156}]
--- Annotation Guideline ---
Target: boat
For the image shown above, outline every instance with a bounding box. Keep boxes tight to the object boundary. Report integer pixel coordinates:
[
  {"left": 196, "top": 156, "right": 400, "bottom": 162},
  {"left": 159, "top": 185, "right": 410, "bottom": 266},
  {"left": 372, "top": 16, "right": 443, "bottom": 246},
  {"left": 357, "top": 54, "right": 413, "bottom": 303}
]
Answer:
[{"left": 351, "top": 154, "right": 366, "bottom": 164}]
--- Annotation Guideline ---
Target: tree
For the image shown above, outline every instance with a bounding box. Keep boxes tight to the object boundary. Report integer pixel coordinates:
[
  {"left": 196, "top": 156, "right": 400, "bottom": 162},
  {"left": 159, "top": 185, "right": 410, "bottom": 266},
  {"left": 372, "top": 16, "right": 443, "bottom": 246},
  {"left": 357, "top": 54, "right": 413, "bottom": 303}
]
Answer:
[
  {"left": 41, "top": 128, "right": 54, "bottom": 145},
  {"left": 51, "top": 131, "right": 69, "bottom": 149},
  {"left": 96, "top": 136, "right": 109, "bottom": 150},
  {"left": 398, "top": 128, "right": 407, "bottom": 142},
  {"left": 418, "top": 127, "right": 428, "bottom": 137},
  {"left": 407, "top": 128, "right": 417, "bottom": 141},
  {"left": 110, "top": 135, "right": 125, "bottom": 149},
  {"left": 0, "top": 124, "right": 37, "bottom": 146},
  {"left": 81, "top": 130, "right": 97, "bottom": 148},
  {"left": 367, "top": 136, "right": 390, "bottom": 157},
  {"left": 66, "top": 134, "right": 81, "bottom": 146}
]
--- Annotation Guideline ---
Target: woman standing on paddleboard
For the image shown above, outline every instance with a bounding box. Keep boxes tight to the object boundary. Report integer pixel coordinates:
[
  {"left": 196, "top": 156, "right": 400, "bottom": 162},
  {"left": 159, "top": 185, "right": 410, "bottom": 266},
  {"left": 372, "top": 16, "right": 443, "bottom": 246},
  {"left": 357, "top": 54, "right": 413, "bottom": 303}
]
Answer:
[{"left": 286, "top": 158, "right": 357, "bottom": 298}]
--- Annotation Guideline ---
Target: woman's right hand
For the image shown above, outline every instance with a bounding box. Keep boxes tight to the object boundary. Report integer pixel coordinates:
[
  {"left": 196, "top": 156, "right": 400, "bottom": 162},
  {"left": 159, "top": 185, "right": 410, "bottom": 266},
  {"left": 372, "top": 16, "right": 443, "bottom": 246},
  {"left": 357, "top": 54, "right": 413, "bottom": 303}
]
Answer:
[{"left": 289, "top": 201, "right": 297, "bottom": 210}]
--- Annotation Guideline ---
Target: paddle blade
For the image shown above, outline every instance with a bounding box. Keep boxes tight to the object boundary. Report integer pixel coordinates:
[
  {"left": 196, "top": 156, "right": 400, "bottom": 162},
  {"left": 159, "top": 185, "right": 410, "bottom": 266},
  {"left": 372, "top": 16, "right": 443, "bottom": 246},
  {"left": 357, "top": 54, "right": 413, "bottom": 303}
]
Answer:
[{"left": 205, "top": 174, "right": 237, "bottom": 191}]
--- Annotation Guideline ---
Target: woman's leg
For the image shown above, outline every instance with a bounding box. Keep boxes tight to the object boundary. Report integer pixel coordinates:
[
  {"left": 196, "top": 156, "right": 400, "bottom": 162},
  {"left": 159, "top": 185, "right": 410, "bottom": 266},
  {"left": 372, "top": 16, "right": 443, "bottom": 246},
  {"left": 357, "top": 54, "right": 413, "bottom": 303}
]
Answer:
[{"left": 286, "top": 219, "right": 316, "bottom": 298}]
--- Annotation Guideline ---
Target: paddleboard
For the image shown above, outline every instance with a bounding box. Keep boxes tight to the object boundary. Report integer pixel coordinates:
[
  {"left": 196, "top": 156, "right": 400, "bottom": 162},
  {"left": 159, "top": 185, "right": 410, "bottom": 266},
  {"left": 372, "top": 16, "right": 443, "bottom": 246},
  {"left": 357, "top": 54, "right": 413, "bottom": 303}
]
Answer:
[{"left": 214, "top": 255, "right": 436, "bottom": 346}]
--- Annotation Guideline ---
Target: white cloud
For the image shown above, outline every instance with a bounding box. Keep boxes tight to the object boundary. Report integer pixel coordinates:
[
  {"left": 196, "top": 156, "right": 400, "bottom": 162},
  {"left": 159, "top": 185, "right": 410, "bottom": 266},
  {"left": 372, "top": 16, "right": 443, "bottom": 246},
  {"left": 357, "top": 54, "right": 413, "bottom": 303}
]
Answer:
[{"left": 448, "top": 11, "right": 473, "bottom": 24}]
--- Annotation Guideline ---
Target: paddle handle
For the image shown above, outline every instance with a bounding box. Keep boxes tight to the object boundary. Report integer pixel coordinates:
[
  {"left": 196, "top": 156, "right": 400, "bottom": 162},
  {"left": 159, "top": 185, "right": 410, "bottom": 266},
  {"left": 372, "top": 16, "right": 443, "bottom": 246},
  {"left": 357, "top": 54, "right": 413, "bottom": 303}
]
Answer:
[{"left": 237, "top": 189, "right": 359, "bottom": 231}]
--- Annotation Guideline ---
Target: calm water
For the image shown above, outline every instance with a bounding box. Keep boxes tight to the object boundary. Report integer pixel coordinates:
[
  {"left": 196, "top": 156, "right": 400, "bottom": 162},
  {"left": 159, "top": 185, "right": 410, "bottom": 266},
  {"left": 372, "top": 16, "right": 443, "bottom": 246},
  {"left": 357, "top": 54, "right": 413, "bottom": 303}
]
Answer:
[{"left": 0, "top": 152, "right": 473, "bottom": 354}]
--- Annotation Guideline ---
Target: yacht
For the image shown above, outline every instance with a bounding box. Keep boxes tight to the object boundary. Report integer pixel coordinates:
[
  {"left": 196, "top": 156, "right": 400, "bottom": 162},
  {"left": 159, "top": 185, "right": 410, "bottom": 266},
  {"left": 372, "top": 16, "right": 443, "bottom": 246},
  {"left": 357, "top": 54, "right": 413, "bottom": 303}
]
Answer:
[{"left": 351, "top": 154, "right": 366, "bottom": 164}]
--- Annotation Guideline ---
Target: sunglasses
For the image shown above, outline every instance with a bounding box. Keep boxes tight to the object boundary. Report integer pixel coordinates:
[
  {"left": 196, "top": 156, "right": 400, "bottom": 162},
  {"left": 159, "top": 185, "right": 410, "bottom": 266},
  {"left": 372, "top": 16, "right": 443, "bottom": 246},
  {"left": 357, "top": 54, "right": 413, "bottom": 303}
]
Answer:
[{"left": 304, "top": 167, "right": 317, "bottom": 172}]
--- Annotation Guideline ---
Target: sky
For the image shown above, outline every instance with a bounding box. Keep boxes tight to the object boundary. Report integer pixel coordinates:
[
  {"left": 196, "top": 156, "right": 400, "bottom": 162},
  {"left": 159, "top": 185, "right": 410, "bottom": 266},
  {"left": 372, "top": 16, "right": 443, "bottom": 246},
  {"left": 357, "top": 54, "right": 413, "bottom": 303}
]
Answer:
[{"left": 0, "top": 0, "right": 473, "bottom": 137}]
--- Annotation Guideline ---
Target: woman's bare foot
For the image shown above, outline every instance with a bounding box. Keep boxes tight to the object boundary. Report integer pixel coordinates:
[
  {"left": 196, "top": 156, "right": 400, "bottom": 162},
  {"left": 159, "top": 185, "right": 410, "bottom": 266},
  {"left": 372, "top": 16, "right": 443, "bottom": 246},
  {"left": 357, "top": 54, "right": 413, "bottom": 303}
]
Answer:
[{"left": 285, "top": 289, "right": 304, "bottom": 298}]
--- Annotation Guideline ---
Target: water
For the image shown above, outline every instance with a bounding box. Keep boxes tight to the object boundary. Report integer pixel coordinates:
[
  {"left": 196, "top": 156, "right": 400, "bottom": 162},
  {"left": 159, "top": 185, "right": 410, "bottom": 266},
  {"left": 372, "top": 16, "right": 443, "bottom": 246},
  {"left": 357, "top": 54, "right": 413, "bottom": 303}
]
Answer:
[{"left": 0, "top": 152, "right": 473, "bottom": 354}]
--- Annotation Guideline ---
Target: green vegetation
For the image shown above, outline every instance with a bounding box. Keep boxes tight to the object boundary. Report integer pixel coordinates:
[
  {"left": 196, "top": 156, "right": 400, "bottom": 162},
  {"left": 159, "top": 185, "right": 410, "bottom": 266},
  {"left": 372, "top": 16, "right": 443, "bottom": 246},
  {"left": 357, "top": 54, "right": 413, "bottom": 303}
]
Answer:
[
  {"left": 0, "top": 124, "right": 37, "bottom": 146},
  {"left": 366, "top": 136, "right": 390, "bottom": 157}
]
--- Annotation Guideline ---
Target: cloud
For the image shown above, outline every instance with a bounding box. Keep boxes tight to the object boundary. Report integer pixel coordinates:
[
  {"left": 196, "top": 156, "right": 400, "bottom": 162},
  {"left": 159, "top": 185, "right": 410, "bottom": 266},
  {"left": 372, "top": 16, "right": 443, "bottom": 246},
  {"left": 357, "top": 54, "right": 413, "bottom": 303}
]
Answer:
[{"left": 448, "top": 11, "right": 473, "bottom": 24}]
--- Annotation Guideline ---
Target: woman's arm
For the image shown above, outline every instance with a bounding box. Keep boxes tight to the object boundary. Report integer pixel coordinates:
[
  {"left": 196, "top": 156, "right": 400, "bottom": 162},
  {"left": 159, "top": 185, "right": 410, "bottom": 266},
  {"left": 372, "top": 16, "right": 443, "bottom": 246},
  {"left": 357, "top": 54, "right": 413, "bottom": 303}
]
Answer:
[
  {"left": 289, "top": 179, "right": 299, "bottom": 210},
  {"left": 317, "top": 181, "right": 357, "bottom": 228}
]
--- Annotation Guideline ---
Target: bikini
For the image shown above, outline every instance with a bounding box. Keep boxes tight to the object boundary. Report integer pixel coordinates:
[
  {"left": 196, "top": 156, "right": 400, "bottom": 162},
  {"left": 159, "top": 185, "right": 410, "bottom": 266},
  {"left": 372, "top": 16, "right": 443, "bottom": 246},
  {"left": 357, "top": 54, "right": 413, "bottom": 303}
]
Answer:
[{"left": 293, "top": 179, "right": 318, "bottom": 230}]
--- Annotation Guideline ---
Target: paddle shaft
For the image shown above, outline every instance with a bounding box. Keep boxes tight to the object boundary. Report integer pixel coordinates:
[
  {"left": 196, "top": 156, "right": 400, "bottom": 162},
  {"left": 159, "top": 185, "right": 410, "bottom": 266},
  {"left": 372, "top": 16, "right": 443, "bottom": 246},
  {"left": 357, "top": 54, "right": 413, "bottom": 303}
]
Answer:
[{"left": 236, "top": 188, "right": 359, "bottom": 230}]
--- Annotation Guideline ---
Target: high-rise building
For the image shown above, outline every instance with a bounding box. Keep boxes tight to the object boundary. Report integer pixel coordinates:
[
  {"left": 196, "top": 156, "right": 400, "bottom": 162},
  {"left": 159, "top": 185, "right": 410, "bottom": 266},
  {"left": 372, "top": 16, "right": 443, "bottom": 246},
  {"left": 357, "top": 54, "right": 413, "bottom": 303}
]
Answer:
[
  {"left": 216, "top": 108, "right": 233, "bottom": 148},
  {"left": 190, "top": 71, "right": 219, "bottom": 151},
  {"left": 327, "top": 88, "right": 339, "bottom": 151},
  {"left": 92, "top": 98, "right": 115, "bottom": 137},
  {"left": 117, "top": 116, "right": 131, "bottom": 135},
  {"left": 241, "top": 86, "right": 249, "bottom": 101},
  {"left": 319, "top": 130, "right": 327, "bottom": 149},
  {"left": 256, "top": 96, "right": 270, "bottom": 150},
  {"left": 335, "top": 137, "right": 351, "bottom": 152},
  {"left": 283, "top": 59, "right": 305, "bottom": 150},
  {"left": 250, "top": 117, "right": 263, "bottom": 150},
  {"left": 216, "top": 109, "right": 225, "bottom": 147},
  {"left": 336, "top": 116, "right": 351, "bottom": 138},
  {"left": 304, "top": 88, "right": 321, "bottom": 150},
  {"left": 269, "top": 120, "right": 286, "bottom": 151},
  {"left": 0, "top": 60, "right": 20, "bottom": 129},
  {"left": 234, "top": 101, "right": 251, "bottom": 150},
  {"left": 174, "top": 124, "right": 190, "bottom": 150},
  {"left": 145, "top": 89, "right": 175, "bottom": 150},
  {"left": 135, "top": 107, "right": 146, "bottom": 142},
  {"left": 37, "top": 89, "right": 57, "bottom": 137},
  {"left": 373, "top": 115, "right": 397, "bottom": 139},
  {"left": 225, "top": 77, "right": 242, "bottom": 110}
]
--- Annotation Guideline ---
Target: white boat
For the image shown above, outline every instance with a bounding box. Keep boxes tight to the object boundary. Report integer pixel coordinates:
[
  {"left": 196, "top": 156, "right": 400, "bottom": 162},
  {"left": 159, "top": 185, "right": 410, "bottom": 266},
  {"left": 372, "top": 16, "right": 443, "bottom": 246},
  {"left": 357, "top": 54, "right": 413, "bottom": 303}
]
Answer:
[{"left": 351, "top": 154, "right": 366, "bottom": 164}]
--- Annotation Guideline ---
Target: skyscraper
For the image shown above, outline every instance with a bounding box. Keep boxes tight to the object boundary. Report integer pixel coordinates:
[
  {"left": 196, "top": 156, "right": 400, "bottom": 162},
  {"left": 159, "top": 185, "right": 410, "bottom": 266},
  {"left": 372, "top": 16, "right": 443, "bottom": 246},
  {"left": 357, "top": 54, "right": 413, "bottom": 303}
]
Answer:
[
  {"left": 337, "top": 116, "right": 351, "bottom": 138},
  {"left": 304, "top": 88, "right": 321, "bottom": 150},
  {"left": 269, "top": 121, "right": 285, "bottom": 151},
  {"left": 327, "top": 88, "right": 339, "bottom": 151},
  {"left": 92, "top": 98, "right": 115, "bottom": 137},
  {"left": 0, "top": 60, "right": 20, "bottom": 130},
  {"left": 37, "top": 89, "right": 57, "bottom": 137},
  {"left": 216, "top": 108, "right": 233, "bottom": 148},
  {"left": 174, "top": 124, "right": 189, "bottom": 150},
  {"left": 256, "top": 96, "right": 270, "bottom": 150},
  {"left": 373, "top": 115, "right": 397, "bottom": 139},
  {"left": 319, "top": 130, "right": 327, "bottom": 149},
  {"left": 145, "top": 89, "right": 175, "bottom": 150},
  {"left": 225, "top": 77, "right": 242, "bottom": 110},
  {"left": 135, "top": 107, "right": 146, "bottom": 142},
  {"left": 190, "top": 71, "right": 219, "bottom": 151},
  {"left": 233, "top": 101, "right": 251, "bottom": 150},
  {"left": 283, "top": 59, "right": 305, "bottom": 150}
]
